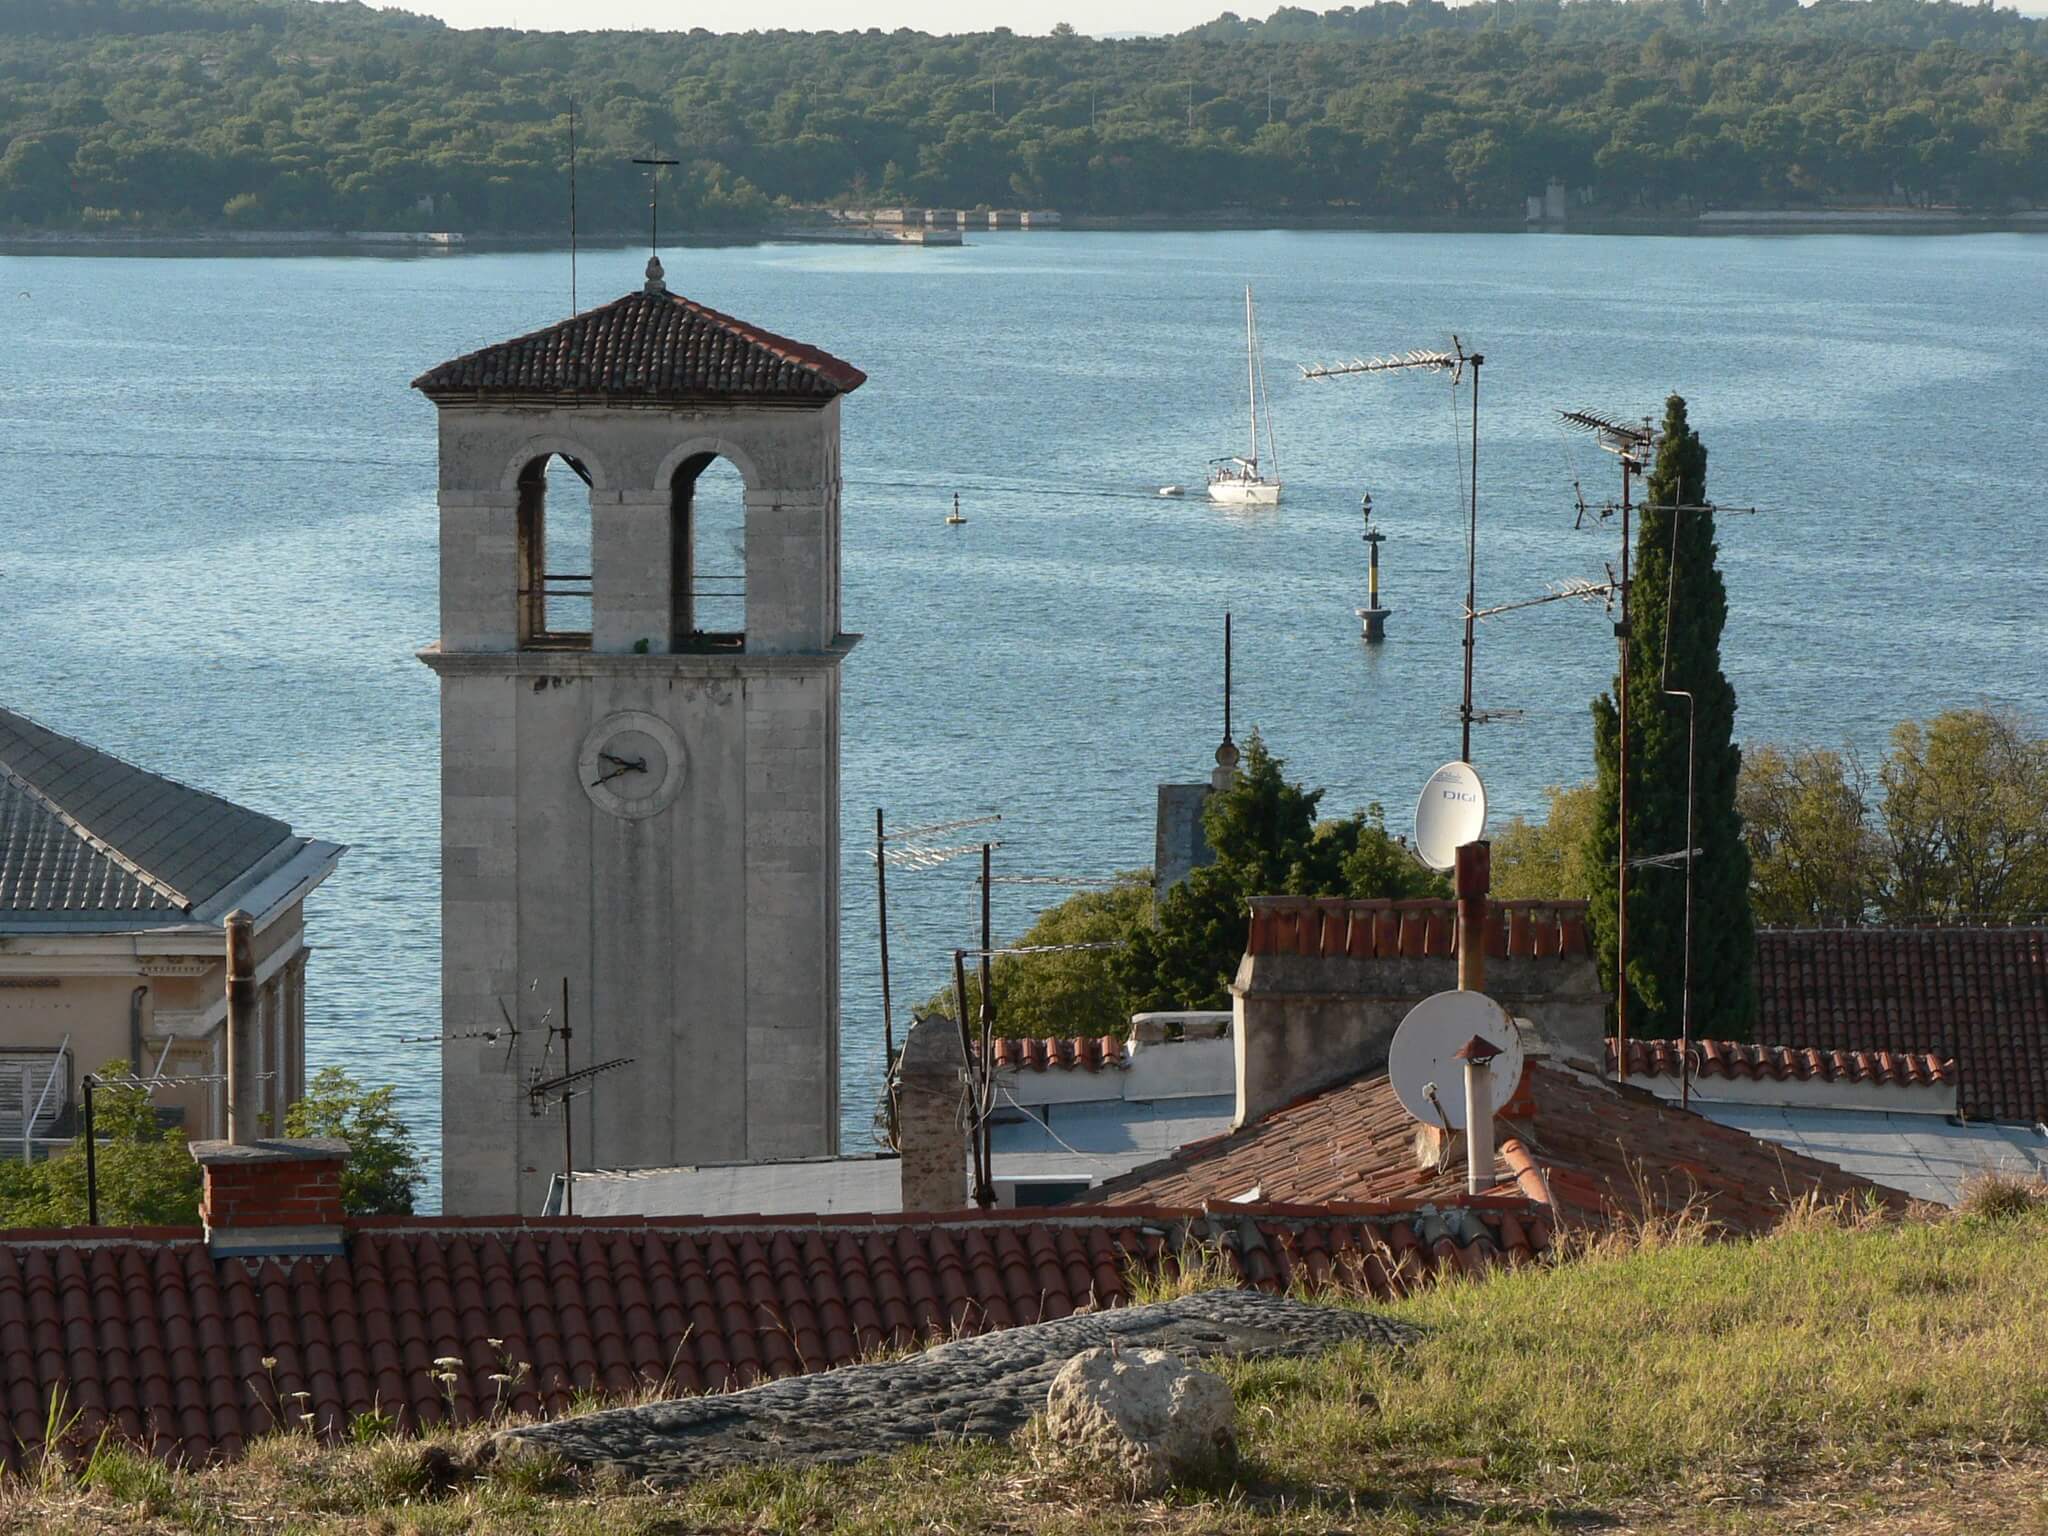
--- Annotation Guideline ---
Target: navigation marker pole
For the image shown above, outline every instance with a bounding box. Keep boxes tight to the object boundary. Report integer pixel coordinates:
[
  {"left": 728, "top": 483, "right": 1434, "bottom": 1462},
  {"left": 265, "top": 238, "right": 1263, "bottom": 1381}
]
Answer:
[{"left": 1303, "top": 339, "right": 1485, "bottom": 762}]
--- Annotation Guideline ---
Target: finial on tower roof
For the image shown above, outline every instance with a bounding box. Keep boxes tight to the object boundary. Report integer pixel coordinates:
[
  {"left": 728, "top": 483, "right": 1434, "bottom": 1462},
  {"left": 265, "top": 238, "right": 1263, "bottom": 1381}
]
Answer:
[{"left": 644, "top": 255, "right": 667, "bottom": 294}]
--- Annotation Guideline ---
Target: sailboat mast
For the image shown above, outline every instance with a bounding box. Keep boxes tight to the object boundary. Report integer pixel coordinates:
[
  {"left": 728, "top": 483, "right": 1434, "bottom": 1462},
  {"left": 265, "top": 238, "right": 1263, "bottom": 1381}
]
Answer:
[{"left": 1245, "top": 285, "right": 1259, "bottom": 472}]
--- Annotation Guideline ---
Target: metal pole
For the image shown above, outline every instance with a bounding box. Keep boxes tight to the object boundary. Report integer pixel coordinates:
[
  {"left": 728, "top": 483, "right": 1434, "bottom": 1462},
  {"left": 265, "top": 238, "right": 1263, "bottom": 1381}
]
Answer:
[
  {"left": 225, "top": 910, "right": 259, "bottom": 1144},
  {"left": 559, "top": 977, "right": 572, "bottom": 1198},
  {"left": 1223, "top": 611, "right": 1232, "bottom": 746},
  {"left": 1615, "top": 456, "right": 1634, "bottom": 1081},
  {"left": 978, "top": 843, "right": 995, "bottom": 1207},
  {"left": 952, "top": 949, "right": 986, "bottom": 1206},
  {"left": 568, "top": 100, "right": 578, "bottom": 315},
  {"left": 1660, "top": 497, "right": 1699, "bottom": 1111},
  {"left": 876, "top": 809, "right": 894, "bottom": 1064},
  {"left": 562, "top": 1094, "right": 574, "bottom": 1217},
  {"left": 1461, "top": 356, "right": 1482, "bottom": 764},
  {"left": 82, "top": 1074, "right": 98, "bottom": 1227}
]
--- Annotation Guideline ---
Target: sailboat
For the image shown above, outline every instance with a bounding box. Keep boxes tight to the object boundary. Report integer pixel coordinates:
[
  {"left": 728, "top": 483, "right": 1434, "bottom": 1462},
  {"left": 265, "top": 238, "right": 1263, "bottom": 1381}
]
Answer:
[{"left": 1208, "top": 284, "right": 1282, "bottom": 506}]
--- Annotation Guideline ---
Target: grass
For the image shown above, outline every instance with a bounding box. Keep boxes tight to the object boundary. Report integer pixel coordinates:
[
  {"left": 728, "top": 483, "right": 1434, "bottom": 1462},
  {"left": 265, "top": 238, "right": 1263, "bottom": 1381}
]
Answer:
[{"left": 7, "top": 1198, "right": 2048, "bottom": 1534}]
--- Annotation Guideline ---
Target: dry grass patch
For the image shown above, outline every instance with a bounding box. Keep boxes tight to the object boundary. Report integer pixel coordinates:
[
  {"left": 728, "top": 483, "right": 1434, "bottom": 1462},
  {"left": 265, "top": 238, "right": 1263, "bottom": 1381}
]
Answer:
[{"left": 4, "top": 1205, "right": 2047, "bottom": 1533}]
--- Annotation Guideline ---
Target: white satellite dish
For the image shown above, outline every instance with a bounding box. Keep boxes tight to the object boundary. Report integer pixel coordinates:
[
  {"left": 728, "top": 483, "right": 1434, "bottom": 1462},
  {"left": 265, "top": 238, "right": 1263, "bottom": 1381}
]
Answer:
[
  {"left": 1413, "top": 759, "right": 1487, "bottom": 872},
  {"left": 1388, "top": 989, "right": 1522, "bottom": 1131}
]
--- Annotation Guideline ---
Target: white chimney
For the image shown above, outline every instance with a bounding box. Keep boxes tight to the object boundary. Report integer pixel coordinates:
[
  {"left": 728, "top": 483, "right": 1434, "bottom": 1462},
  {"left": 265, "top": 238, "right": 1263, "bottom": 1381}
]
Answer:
[{"left": 1454, "top": 1033, "right": 1503, "bottom": 1197}]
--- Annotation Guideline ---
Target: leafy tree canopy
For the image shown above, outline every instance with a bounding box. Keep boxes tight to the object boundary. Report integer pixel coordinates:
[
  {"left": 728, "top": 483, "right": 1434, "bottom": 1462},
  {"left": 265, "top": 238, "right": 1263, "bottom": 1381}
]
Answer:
[
  {"left": 283, "top": 1066, "right": 427, "bottom": 1217},
  {"left": 922, "top": 731, "right": 1447, "bottom": 1035},
  {"left": 0, "top": 1062, "right": 201, "bottom": 1229},
  {"left": 2, "top": 0, "right": 2044, "bottom": 232}
]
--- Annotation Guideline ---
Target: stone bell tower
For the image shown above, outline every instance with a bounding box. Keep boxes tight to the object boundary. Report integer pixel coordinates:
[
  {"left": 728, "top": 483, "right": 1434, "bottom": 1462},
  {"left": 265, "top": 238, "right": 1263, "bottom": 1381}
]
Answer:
[{"left": 413, "top": 259, "right": 864, "bottom": 1215}]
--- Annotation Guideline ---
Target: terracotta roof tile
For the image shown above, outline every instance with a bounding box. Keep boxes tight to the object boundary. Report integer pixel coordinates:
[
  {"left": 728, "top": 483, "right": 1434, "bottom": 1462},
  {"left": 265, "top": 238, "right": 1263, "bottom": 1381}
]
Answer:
[
  {"left": 0, "top": 1205, "right": 1538, "bottom": 1471},
  {"left": 1245, "top": 897, "right": 1590, "bottom": 960},
  {"left": 1076, "top": 1063, "right": 1901, "bottom": 1231},
  {"left": 1611, "top": 1037, "right": 1956, "bottom": 1088},
  {"left": 412, "top": 287, "right": 866, "bottom": 404},
  {"left": 1756, "top": 927, "right": 2048, "bottom": 1122},
  {"left": 992, "top": 1036, "right": 1124, "bottom": 1072}
]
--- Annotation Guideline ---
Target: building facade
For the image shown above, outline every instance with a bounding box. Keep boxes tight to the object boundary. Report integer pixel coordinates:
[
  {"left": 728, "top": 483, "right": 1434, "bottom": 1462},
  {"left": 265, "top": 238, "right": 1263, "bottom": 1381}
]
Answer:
[
  {"left": 0, "top": 708, "right": 343, "bottom": 1150},
  {"left": 414, "top": 259, "right": 865, "bottom": 1215}
]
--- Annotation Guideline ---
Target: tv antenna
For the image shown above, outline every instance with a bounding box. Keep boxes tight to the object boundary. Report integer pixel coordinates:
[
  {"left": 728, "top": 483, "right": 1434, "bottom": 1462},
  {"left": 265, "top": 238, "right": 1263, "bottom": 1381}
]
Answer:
[
  {"left": 631, "top": 155, "right": 681, "bottom": 259},
  {"left": 528, "top": 1055, "right": 633, "bottom": 1218},
  {"left": 1304, "top": 338, "right": 1486, "bottom": 762},
  {"left": 871, "top": 810, "right": 1002, "bottom": 1068},
  {"left": 397, "top": 979, "right": 554, "bottom": 1072}
]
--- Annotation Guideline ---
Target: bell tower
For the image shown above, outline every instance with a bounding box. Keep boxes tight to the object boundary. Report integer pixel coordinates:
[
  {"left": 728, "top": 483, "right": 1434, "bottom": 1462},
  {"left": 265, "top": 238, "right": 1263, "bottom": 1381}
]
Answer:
[{"left": 414, "top": 260, "right": 864, "bottom": 1215}]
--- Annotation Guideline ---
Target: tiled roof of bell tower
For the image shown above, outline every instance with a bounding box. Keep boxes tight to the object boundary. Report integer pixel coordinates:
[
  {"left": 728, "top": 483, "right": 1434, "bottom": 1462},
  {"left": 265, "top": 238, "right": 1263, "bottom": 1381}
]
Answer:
[{"left": 412, "top": 284, "right": 866, "bottom": 405}]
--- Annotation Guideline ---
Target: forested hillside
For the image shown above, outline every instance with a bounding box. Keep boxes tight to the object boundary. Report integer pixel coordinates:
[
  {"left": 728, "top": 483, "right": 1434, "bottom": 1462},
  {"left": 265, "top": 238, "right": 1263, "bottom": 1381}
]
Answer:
[{"left": 1, "top": 0, "right": 2043, "bottom": 232}]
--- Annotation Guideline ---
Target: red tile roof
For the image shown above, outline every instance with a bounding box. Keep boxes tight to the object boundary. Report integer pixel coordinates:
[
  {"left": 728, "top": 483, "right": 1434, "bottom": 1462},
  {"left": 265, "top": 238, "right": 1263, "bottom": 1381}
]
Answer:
[
  {"left": 1246, "top": 897, "right": 1590, "bottom": 960},
  {"left": 992, "top": 1035, "right": 1124, "bottom": 1072},
  {"left": 412, "top": 287, "right": 867, "bottom": 404},
  {"left": 1611, "top": 1038, "right": 1956, "bottom": 1089},
  {"left": 0, "top": 1204, "right": 1541, "bottom": 1471},
  {"left": 1076, "top": 1063, "right": 1902, "bottom": 1232},
  {"left": 1756, "top": 927, "right": 2048, "bottom": 1122}
]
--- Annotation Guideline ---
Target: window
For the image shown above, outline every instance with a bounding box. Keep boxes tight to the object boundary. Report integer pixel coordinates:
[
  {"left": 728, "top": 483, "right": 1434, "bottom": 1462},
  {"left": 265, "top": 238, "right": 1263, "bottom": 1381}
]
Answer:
[
  {"left": 516, "top": 453, "right": 594, "bottom": 647},
  {"left": 670, "top": 454, "right": 747, "bottom": 650}
]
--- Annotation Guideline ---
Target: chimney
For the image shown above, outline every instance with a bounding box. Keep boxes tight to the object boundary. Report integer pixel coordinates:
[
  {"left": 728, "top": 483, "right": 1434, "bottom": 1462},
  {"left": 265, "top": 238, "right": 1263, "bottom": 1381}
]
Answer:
[
  {"left": 189, "top": 1137, "right": 348, "bottom": 1257},
  {"left": 1454, "top": 842, "right": 1490, "bottom": 993},
  {"left": 1453, "top": 1033, "right": 1503, "bottom": 1197},
  {"left": 190, "top": 909, "right": 347, "bottom": 1256},
  {"left": 896, "top": 1015, "right": 969, "bottom": 1212}
]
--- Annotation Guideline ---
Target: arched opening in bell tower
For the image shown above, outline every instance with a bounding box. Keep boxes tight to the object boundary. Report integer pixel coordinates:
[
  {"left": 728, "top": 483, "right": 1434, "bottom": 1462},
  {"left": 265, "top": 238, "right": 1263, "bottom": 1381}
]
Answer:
[
  {"left": 515, "top": 453, "right": 595, "bottom": 648},
  {"left": 670, "top": 454, "right": 747, "bottom": 651}
]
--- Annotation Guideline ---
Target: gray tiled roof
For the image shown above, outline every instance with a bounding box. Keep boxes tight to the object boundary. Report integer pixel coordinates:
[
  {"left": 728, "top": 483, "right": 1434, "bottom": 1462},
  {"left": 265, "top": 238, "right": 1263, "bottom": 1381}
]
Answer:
[{"left": 0, "top": 708, "right": 294, "bottom": 917}]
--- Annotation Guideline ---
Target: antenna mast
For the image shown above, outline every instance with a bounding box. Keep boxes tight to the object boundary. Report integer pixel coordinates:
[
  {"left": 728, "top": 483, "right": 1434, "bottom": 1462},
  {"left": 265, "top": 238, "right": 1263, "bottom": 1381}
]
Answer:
[
  {"left": 631, "top": 155, "right": 681, "bottom": 260},
  {"left": 1558, "top": 408, "right": 1658, "bottom": 1080},
  {"left": 568, "top": 100, "right": 578, "bottom": 315}
]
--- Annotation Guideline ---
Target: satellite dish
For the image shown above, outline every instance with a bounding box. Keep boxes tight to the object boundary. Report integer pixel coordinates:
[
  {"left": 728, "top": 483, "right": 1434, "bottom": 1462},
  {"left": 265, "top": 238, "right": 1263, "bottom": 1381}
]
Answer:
[
  {"left": 1388, "top": 989, "right": 1522, "bottom": 1131},
  {"left": 1413, "top": 759, "right": 1487, "bottom": 872}
]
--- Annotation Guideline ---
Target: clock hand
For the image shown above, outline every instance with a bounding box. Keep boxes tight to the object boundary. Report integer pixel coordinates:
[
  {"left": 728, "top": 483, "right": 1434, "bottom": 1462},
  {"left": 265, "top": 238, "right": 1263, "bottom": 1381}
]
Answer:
[
  {"left": 598, "top": 752, "right": 648, "bottom": 772},
  {"left": 589, "top": 762, "right": 636, "bottom": 787}
]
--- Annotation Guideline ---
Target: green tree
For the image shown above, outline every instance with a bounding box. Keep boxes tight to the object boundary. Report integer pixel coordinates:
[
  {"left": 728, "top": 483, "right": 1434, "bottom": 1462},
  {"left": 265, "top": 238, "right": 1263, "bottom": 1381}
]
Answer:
[
  {"left": 924, "top": 875, "right": 1154, "bottom": 1039},
  {"left": 1116, "top": 733, "right": 1447, "bottom": 1011},
  {"left": 1738, "top": 743, "right": 1881, "bottom": 924},
  {"left": 283, "top": 1067, "right": 426, "bottom": 1217},
  {"left": 1875, "top": 707, "right": 2048, "bottom": 921},
  {"left": 1587, "top": 394, "right": 1756, "bottom": 1038},
  {"left": 0, "top": 1062, "right": 201, "bottom": 1229},
  {"left": 1490, "top": 781, "right": 1598, "bottom": 900}
]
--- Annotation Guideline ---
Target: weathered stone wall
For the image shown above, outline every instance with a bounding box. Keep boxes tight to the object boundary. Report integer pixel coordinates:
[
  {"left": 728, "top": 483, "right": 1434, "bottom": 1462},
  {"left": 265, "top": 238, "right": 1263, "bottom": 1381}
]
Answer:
[
  {"left": 896, "top": 1015, "right": 968, "bottom": 1212},
  {"left": 428, "top": 395, "right": 848, "bottom": 1216}
]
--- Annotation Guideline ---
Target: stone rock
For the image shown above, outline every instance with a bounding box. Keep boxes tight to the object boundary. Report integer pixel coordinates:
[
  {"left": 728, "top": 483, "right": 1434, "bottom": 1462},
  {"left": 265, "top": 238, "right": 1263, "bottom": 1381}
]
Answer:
[
  {"left": 503, "top": 1289, "right": 1414, "bottom": 1488},
  {"left": 1042, "top": 1346, "right": 1236, "bottom": 1497}
]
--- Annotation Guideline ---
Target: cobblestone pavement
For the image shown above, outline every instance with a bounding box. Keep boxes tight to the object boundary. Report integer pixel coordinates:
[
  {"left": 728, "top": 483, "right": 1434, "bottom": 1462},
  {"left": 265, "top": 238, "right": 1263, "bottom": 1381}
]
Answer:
[{"left": 504, "top": 1290, "right": 1416, "bottom": 1486}]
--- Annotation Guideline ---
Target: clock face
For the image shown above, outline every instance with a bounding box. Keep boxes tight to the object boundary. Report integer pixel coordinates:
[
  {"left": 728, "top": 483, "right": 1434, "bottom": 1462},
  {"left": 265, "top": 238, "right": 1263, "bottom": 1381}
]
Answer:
[{"left": 577, "top": 712, "right": 686, "bottom": 820}]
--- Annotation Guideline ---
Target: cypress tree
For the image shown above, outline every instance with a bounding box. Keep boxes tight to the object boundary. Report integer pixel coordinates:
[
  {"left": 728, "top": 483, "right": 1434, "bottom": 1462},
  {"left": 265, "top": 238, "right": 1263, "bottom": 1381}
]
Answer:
[{"left": 1587, "top": 395, "right": 1756, "bottom": 1040}]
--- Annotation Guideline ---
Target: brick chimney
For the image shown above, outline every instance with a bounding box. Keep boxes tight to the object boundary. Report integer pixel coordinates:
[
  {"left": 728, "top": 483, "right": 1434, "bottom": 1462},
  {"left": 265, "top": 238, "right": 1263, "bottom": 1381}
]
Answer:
[
  {"left": 188, "top": 909, "right": 347, "bottom": 1256},
  {"left": 896, "top": 1015, "right": 969, "bottom": 1213},
  {"left": 189, "top": 1137, "right": 348, "bottom": 1257}
]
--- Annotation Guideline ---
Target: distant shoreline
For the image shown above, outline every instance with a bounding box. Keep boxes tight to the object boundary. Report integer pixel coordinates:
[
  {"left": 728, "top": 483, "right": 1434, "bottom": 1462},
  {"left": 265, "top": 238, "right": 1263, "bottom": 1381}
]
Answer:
[{"left": 4, "top": 208, "right": 2045, "bottom": 255}]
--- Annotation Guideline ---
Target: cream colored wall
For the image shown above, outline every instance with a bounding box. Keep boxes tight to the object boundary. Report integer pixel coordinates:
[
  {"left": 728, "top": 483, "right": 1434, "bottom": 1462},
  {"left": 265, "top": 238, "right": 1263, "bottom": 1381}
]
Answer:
[{"left": 0, "top": 902, "right": 314, "bottom": 1144}]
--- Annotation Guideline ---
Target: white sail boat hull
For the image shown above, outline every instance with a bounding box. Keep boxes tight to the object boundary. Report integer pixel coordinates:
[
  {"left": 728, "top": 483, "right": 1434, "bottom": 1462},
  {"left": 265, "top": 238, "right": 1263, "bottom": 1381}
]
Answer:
[{"left": 1207, "top": 478, "right": 1282, "bottom": 505}]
